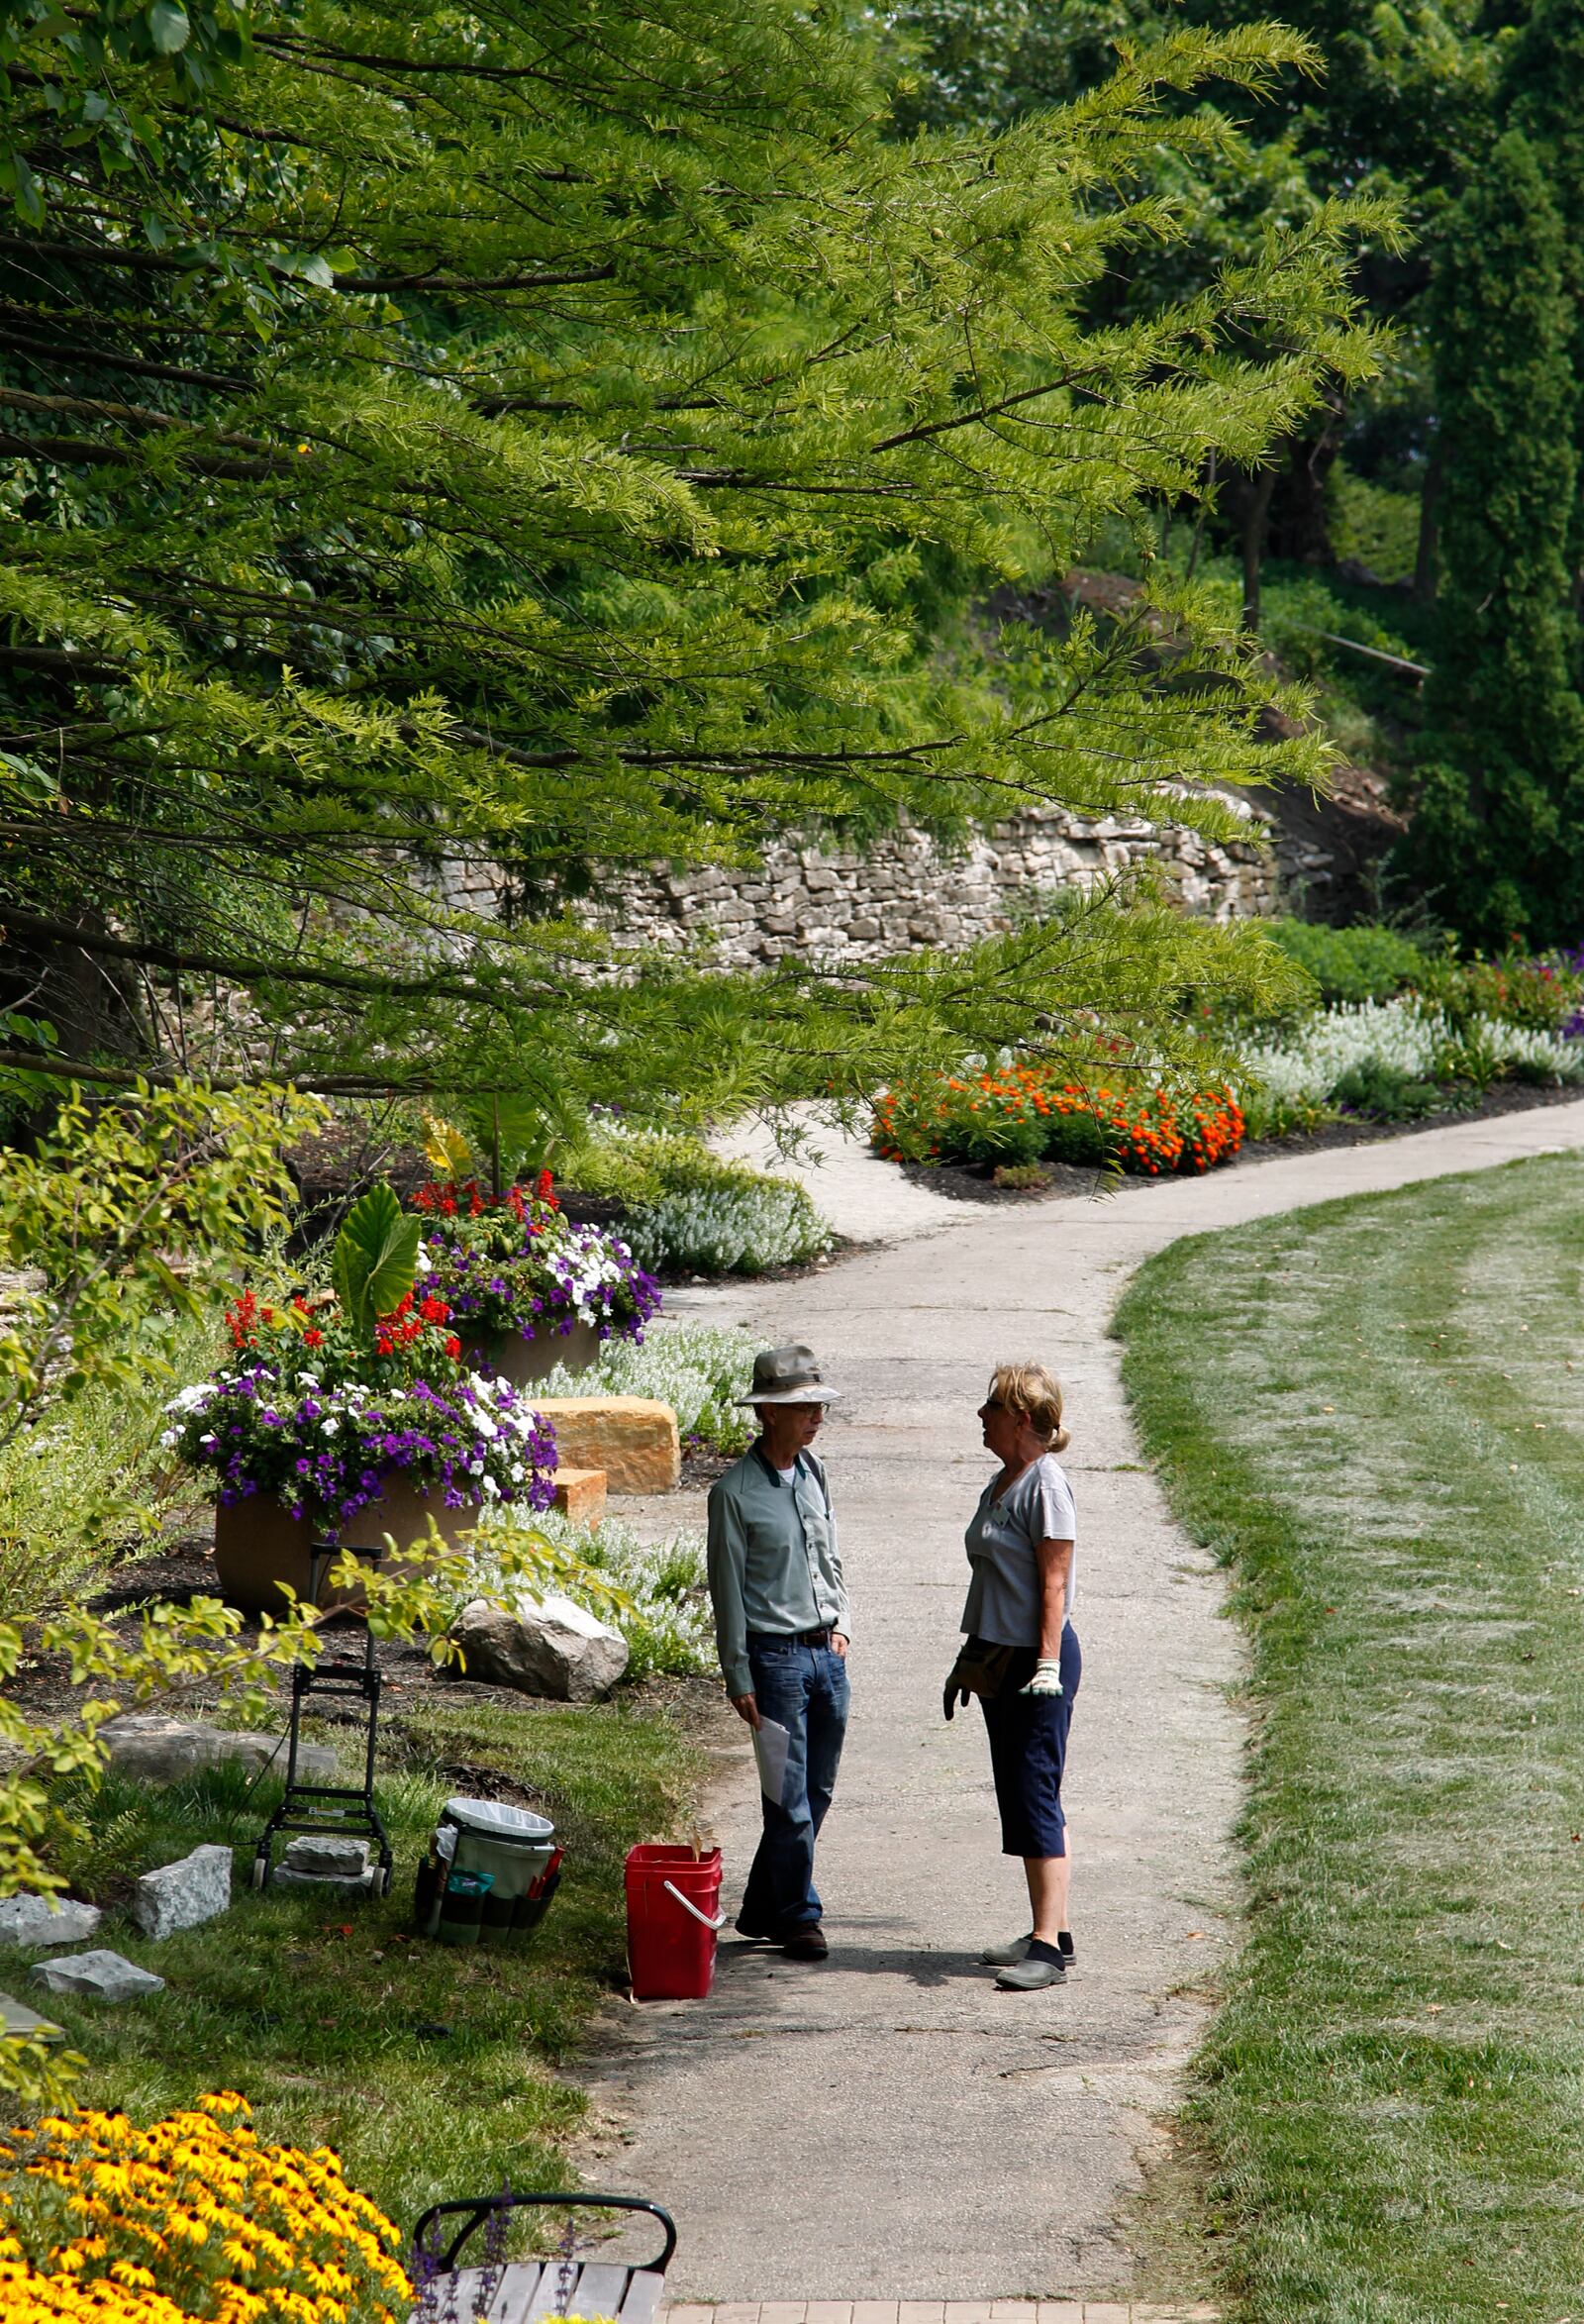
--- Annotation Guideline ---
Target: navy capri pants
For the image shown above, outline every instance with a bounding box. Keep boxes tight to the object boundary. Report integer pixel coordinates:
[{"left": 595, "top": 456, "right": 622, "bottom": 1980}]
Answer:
[{"left": 979, "top": 1622, "right": 1082, "bottom": 1858}]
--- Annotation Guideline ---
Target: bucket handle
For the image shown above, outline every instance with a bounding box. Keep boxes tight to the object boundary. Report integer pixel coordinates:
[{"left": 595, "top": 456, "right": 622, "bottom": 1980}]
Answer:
[{"left": 663, "top": 1877, "right": 728, "bottom": 1932}]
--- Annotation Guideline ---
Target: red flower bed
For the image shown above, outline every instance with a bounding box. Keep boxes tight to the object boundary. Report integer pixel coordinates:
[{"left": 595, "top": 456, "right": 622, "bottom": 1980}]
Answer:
[{"left": 872, "top": 1065, "right": 1243, "bottom": 1176}]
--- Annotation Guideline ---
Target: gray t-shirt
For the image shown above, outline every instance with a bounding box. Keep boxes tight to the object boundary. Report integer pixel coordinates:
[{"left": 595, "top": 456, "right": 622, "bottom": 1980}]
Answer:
[{"left": 961, "top": 1453, "right": 1077, "bottom": 1648}]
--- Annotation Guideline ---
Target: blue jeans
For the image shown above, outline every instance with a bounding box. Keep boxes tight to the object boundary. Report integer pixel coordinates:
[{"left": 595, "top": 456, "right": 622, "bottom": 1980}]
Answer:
[{"left": 738, "top": 1634, "right": 849, "bottom": 1937}]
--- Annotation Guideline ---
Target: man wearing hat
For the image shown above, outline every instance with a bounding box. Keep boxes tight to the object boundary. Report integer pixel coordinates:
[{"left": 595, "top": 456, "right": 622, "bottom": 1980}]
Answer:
[{"left": 706, "top": 1343, "right": 850, "bottom": 1961}]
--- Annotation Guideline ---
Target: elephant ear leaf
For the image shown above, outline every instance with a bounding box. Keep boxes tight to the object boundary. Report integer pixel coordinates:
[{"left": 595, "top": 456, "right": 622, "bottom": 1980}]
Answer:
[
  {"left": 332, "top": 1184, "right": 421, "bottom": 1335},
  {"left": 421, "top": 1110, "right": 473, "bottom": 1181}
]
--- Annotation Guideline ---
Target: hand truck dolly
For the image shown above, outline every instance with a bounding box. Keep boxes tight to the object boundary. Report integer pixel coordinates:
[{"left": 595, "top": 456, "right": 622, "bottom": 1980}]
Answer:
[{"left": 249, "top": 1538, "right": 394, "bottom": 1897}]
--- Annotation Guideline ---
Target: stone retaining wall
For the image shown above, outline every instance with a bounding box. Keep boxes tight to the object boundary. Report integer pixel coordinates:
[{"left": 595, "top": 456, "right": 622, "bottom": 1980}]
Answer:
[{"left": 577, "top": 800, "right": 1277, "bottom": 969}]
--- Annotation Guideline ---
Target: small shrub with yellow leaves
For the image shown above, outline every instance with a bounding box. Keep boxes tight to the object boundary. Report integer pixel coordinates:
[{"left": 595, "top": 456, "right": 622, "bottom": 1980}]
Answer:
[{"left": 0, "top": 2091, "right": 411, "bottom": 2324}]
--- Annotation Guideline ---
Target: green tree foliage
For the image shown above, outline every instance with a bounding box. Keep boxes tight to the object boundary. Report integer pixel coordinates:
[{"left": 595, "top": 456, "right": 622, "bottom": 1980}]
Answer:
[
  {"left": 1403, "top": 132, "right": 1584, "bottom": 944},
  {"left": 0, "top": 0, "right": 252, "bottom": 219},
  {"left": 0, "top": 1, "right": 1384, "bottom": 1119},
  {"left": 1502, "top": 0, "right": 1584, "bottom": 597},
  {"left": 0, "top": 1079, "right": 319, "bottom": 1447},
  {"left": 888, "top": 0, "right": 1419, "bottom": 611}
]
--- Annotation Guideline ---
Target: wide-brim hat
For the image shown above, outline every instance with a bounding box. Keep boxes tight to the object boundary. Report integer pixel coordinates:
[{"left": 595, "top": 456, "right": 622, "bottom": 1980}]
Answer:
[{"left": 736, "top": 1342, "right": 841, "bottom": 1405}]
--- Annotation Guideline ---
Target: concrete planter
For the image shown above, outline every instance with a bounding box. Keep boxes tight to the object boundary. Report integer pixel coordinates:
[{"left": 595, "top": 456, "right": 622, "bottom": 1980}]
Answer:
[
  {"left": 465, "top": 1317, "right": 603, "bottom": 1388},
  {"left": 213, "top": 1470, "right": 484, "bottom": 1617}
]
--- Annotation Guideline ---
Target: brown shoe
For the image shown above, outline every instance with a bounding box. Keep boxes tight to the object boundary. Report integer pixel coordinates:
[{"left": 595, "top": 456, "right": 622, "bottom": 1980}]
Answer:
[{"left": 782, "top": 1926, "right": 829, "bottom": 1961}]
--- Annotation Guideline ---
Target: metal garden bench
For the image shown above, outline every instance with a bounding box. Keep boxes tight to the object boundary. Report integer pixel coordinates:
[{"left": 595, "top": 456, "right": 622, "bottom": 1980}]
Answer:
[{"left": 409, "top": 2190, "right": 676, "bottom": 2324}]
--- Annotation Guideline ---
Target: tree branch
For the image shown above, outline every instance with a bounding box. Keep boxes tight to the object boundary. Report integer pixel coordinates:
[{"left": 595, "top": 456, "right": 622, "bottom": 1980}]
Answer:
[
  {"left": 0, "top": 644, "right": 125, "bottom": 682},
  {"left": 0, "top": 904, "right": 517, "bottom": 1008},
  {"left": 0, "top": 427, "right": 288, "bottom": 480},
  {"left": 0, "top": 1046, "right": 511, "bottom": 1097},
  {"left": 333, "top": 263, "right": 617, "bottom": 293},
  {"left": 870, "top": 373, "right": 1080, "bottom": 454},
  {"left": 0, "top": 327, "right": 249, "bottom": 393},
  {"left": 0, "top": 234, "right": 614, "bottom": 299}
]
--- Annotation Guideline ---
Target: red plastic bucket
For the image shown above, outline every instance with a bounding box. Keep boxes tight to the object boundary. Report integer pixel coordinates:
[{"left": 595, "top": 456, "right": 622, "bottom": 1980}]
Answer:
[{"left": 625, "top": 1845, "right": 726, "bottom": 2000}]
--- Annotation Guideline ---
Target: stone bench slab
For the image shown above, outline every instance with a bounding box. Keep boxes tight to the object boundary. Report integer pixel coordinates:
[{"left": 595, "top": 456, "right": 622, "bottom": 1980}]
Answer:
[{"left": 534, "top": 1398, "right": 679, "bottom": 1494}]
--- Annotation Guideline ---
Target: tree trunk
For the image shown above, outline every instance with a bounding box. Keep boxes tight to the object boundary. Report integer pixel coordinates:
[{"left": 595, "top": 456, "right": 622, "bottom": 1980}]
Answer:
[
  {"left": 1239, "top": 464, "right": 1279, "bottom": 633},
  {"left": 1270, "top": 399, "right": 1345, "bottom": 566},
  {"left": 1414, "top": 439, "right": 1443, "bottom": 604}
]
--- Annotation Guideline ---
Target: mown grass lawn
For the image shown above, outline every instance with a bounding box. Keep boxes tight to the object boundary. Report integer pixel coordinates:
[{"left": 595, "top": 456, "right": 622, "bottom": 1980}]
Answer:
[
  {"left": 1116, "top": 1152, "right": 1584, "bottom": 2324},
  {"left": 23, "top": 1688, "right": 701, "bottom": 2236}
]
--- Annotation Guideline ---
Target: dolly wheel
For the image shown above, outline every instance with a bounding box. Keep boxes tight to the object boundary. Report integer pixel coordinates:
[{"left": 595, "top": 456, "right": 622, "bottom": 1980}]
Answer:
[
  {"left": 249, "top": 1856, "right": 268, "bottom": 1892},
  {"left": 372, "top": 1864, "right": 391, "bottom": 1899}
]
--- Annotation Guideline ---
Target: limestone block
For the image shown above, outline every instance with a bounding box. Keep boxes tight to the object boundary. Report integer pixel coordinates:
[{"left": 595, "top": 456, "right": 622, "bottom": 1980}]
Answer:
[
  {"left": 283, "top": 1835, "right": 369, "bottom": 1878},
  {"left": 450, "top": 1592, "right": 629, "bottom": 1703},
  {"left": 101, "top": 1714, "right": 337, "bottom": 1787},
  {"left": 551, "top": 1465, "right": 607, "bottom": 1523},
  {"left": 533, "top": 1397, "right": 679, "bottom": 1492},
  {"left": 131, "top": 1844, "right": 232, "bottom": 1940},
  {"left": 0, "top": 1989, "right": 64, "bottom": 2045},
  {"left": 32, "top": 1949, "right": 165, "bottom": 2001},
  {"left": 269, "top": 1865, "right": 377, "bottom": 1897},
  {"left": 0, "top": 1893, "right": 101, "bottom": 1950}
]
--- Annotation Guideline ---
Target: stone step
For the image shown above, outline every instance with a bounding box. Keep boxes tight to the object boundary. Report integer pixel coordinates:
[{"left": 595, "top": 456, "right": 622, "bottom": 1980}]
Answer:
[{"left": 551, "top": 1464, "right": 608, "bottom": 1522}]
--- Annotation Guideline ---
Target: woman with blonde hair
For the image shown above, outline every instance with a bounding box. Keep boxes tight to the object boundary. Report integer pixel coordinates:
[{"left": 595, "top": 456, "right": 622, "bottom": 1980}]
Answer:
[{"left": 943, "top": 1360, "right": 1080, "bottom": 1991}]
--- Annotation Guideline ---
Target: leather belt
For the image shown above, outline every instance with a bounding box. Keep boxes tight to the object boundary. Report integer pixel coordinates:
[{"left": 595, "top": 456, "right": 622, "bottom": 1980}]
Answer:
[{"left": 747, "top": 1626, "right": 833, "bottom": 1648}]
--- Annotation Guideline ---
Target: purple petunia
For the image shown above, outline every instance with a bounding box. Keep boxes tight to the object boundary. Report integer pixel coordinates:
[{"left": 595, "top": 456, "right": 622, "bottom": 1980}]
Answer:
[{"left": 170, "top": 1347, "right": 559, "bottom": 1543}]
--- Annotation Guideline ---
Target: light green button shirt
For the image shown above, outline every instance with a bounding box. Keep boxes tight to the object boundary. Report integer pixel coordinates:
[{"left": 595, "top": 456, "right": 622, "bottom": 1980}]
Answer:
[{"left": 706, "top": 1444, "right": 850, "bottom": 1697}]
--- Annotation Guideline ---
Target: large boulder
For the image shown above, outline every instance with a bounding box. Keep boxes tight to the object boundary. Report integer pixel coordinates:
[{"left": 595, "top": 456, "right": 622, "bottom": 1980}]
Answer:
[
  {"left": 0, "top": 1893, "right": 101, "bottom": 1950},
  {"left": 450, "top": 1592, "right": 629, "bottom": 1703},
  {"left": 131, "top": 1845, "right": 232, "bottom": 1941},
  {"left": 531, "top": 1397, "right": 679, "bottom": 1494},
  {"left": 32, "top": 1949, "right": 165, "bottom": 2001},
  {"left": 101, "top": 1715, "right": 336, "bottom": 1786}
]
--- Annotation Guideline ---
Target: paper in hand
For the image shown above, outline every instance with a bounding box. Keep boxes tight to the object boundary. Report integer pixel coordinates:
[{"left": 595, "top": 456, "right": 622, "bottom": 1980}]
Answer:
[{"left": 752, "top": 1716, "right": 792, "bottom": 1805}]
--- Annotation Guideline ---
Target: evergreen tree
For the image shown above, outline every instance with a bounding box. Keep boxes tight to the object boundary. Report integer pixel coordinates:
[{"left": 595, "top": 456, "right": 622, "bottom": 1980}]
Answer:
[
  {"left": 1502, "top": 0, "right": 1584, "bottom": 621},
  {"left": 1403, "top": 131, "right": 1584, "bottom": 944},
  {"left": 0, "top": 0, "right": 1382, "bottom": 1121}
]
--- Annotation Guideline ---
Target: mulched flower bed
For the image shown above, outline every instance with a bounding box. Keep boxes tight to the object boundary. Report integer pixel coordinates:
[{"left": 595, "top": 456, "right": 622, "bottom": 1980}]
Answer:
[
  {"left": 900, "top": 1075, "right": 1584, "bottom": 1204},
  {"left": 6, "top": 1526, "right": 725, "bottom": 1741}
]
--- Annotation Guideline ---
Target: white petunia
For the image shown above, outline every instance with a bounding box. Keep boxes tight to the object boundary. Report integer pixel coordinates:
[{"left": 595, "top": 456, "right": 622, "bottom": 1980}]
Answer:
[{"left": 165, "top": 1382, "right": 217, "bottom": 1415}]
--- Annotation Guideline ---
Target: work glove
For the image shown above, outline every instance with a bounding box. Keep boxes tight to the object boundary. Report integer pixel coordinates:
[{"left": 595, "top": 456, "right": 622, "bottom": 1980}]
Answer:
[
  {"left": 942, "top": 1671, "right": 970, "bottom": 1722},
  {"left": 1020, "top": 1658, "right": 1064, "bottom": 1698}
]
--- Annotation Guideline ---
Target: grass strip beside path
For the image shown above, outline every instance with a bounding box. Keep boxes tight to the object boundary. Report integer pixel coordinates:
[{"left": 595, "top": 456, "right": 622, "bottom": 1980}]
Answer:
[
  {"left": 35, "top": 1691, "right": 701, "bottom": 2234},
  {"left": 1115, "top": 1153, "right": 1584, "bottom": 2324}
]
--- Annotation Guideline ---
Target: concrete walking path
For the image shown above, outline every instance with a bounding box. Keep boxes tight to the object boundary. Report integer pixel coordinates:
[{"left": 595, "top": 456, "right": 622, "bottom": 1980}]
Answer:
[
  {"left": 660, "top": 2301, "right": 1218, "bottom": 2324},
  {"left": 588, "top": 1100, "right": 1584, "bottom": 2304}
]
